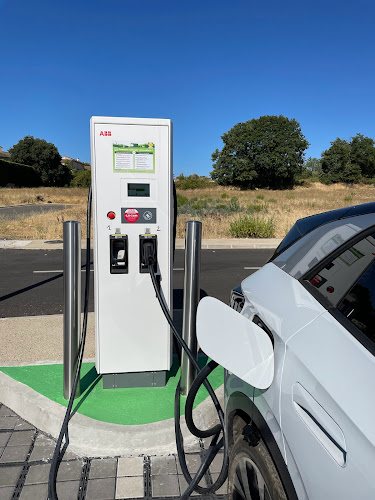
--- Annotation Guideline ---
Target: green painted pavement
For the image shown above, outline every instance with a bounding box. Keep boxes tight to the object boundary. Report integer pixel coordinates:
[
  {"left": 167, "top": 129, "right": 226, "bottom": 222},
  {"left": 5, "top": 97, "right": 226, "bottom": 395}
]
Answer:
[{"left": 0, "top": 359, "right": 223, "bottom": 425}]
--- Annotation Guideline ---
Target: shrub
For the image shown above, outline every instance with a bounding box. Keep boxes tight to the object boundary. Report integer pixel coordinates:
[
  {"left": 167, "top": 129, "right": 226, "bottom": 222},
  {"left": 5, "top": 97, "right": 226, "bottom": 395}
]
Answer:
[
  {"left": 255, "top": 194, "right": 264, "bottom": 200},
  {"left": 285, "top": 194, "right": 294, "bottom": 200},
  {"left": 229, "top": 215, "right": 275, "bottom": 238},
  {"left": 174, "top": 174, "right": 212, "bottom": 190},
  {"left": 176, "top": 193, "right": 189, "bottom": 207},
  {"left": 0, "top": 158, "right": 42, "bottom": 187},
  {"left": 221, "top": 192, "right": 229, "bottom": 199},
  {"left": 248, "top": 203, "right": 268, "bottom": 213},
  {"left": 268, "top": 198, "right": 277, "bottom": 203},
  {"left": 71, "top": 169, "right": 91, "bottom": 188}
]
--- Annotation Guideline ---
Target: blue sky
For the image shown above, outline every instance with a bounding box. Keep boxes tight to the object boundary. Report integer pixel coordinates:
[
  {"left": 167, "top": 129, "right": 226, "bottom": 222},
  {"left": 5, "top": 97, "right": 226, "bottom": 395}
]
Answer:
[{"left": 1, "top": 0, "right": 374, "bottom": 176}]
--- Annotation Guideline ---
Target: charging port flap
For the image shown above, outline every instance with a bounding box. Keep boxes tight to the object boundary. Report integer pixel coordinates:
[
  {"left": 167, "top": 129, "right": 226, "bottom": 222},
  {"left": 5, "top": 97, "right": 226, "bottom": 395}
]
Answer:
[
  {"left": 110, "top": 235, "right": 128, "bottom": 274},
  {"left": 139, "top": 234, "right": 157, "bottom": 273}
]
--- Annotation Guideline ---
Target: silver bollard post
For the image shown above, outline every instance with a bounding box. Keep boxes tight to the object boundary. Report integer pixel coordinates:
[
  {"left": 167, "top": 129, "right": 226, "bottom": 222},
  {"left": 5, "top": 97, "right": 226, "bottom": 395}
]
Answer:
[
  {"left": 180, "top": 220, "right": 202, "bottom": 396},
  {"left": 63, "top": 221, "right": 81, "bottom": 400}
]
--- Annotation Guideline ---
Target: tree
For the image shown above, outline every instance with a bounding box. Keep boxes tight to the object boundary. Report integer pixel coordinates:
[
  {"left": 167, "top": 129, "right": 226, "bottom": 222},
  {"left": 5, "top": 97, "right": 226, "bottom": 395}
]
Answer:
[
  {"left": 210, "top": 115, "right": 309, "bottom": 189},
  {"left": 9, "top": 136, "right": 71, "bottom": 186},
  {"left": 71, "top": 169, "right": 91, "bottom": 188},
  {"left": 350, "top": 133, "right": 375, "bottom": 178},
  {"left": 320, "top": 134, "right": 375, "bottom": 184},
  {"left": 304, "top": 157, "right": 322, "bottom": 176}
]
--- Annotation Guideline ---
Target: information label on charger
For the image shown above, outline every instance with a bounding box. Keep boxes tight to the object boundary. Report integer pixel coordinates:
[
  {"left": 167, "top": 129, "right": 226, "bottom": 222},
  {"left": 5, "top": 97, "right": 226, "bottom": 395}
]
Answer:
[
  {"left": 121, "top": 208, "right": 157, "bottom": 224},
  {"left": 113, "top": 143, "right": 155, "bottom": 173}
]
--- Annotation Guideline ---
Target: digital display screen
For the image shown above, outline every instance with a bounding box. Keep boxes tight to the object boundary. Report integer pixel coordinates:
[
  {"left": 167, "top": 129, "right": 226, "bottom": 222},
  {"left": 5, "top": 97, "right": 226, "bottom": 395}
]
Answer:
[{"left": 128, "top": 183, "right": 150, "bottom": 197}]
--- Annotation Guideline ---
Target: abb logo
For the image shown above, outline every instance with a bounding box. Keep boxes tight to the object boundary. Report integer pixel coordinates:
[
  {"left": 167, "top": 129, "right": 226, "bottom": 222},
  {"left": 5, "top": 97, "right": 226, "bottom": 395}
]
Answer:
[{"left": 99, "top": 131, "right": 111, "bottom": 136}]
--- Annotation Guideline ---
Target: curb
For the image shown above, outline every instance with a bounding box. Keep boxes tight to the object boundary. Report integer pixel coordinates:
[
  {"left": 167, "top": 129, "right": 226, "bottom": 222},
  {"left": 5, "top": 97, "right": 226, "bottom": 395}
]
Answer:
[
  {"left": 0, "top": 372, "right": 222, "bottom": 457},
  {"left": 0, "top": 238, "right": 281, "bottom": 250}
]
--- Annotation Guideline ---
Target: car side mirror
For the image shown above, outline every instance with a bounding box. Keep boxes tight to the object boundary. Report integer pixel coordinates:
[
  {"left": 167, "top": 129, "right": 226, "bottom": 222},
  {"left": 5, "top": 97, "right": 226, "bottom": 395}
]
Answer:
[{"left": 196, "top": 297, "right": 274, "bottom": 389}]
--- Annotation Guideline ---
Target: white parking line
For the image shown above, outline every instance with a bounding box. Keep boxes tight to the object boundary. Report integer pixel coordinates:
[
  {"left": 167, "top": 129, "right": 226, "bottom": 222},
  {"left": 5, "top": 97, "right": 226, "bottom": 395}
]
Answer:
[
  {"left": 243, "top": 267, "right": 261, "bottom": 270},
  {"left": 33, "top": 268, "right": 184, "bottom": 273}
]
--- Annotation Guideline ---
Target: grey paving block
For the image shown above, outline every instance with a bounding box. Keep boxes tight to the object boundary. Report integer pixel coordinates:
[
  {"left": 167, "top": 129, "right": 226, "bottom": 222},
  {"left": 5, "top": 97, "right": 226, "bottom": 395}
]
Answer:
[
  {"left": 0, "top": 486, "right": 14, "bottom": 500},
  {"left": 115, "top": 476, "right": 144, "bottom": 499},
  {"left": 151, "top": 456, "right": 177, "bottom": 476},
  {"left": 86, "top": 478, "right": 116, "bottom": 499},
  {"left": 19, "top": 483, "right": 48, "bottom": 500},
  {"left": 0, "top": 466, "right": 22, "bottom": 487},
  {"left": 0, "top": 434, "right": 11, "bottom": 448},
  {"left": 117, "top": 456, "right": 144, "bottom": 477},
  {"left": 29, "top": 434, "right": 76, "bottom": 462},
  {"left": 14, "top": 420, "right": 35, "bottom": 431},
  {"left": 207, "top": 451, "right": 225, "bottom": 474},
  {"left": 7, "top": 430, "right": 34, "bottom": 447},
  {"left": 178, "top": 474, "right": 205, "bottom": 496},
  {"left": 176, "top": 453, "right": 202, "bottom": 474},
  {"left": 151, "top": 474, "right": 179, "bottom": 498},
  {"left": 0, "top": 445, "right": 29, "bottom": 463},
  {"left": 0, "top": 407, "right": 16, "bottom": 417},
  {"left": 210, "top": 473, "right": 228, "bottom": 496},
  {"left": 0, "top": 417, "right": 18, "bottom": 430},
  {"left": 0, "top": 448, "right": 3, "bottom": 459},
  {"left": 56, "top": 480, "right": 80, "bottom": 500},
  {"left": 56, "top": 460, "right": 83, "bottom": 481},
  {"left": 25, "top": 463, "right": 50, "bottom": 484},
  {"left": 90, "top": 458, "right": 117, "bottom": 479}
]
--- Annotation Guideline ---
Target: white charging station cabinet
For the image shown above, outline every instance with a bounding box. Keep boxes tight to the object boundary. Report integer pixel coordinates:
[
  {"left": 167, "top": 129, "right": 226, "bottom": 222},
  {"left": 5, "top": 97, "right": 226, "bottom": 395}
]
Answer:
[{"left": 90, "top": 117, "right": 173, "bottom": 388}]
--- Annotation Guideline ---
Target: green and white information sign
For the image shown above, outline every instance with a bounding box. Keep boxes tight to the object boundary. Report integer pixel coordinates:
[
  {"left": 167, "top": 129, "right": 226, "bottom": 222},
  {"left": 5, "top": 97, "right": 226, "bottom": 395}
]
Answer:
[{"left": 113, "top": 143, "right": 155, "bottom": 174}]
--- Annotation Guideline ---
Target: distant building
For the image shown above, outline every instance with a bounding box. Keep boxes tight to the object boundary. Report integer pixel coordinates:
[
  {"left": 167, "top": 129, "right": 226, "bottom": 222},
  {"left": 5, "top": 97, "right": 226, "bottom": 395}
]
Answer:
[
  {"left": 61, "top": 156, "right": 89, "bottom": 171},
  {"left": 0, "top": 146, "right": 11, "bottom": 160}
]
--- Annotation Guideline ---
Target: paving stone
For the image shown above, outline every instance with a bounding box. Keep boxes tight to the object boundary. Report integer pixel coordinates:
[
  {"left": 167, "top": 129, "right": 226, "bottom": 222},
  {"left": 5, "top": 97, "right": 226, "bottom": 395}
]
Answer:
[
  {"left": 0, "top": 445, "right": 29, "bottom": 463},
  {"left": 117, "top": 456, "right": 144, "bottom": 477},
  {"left": 178, "top": 473, "right": 205, "bottom": 496},
  {"left": 0, "top": 486, "right": 14, "bottom": 500},
  {"left": 19, "top": 483, "right": 48, "bottom": 499},
  {"left": 0, "top": 466, "right": 22, "bottom": 487},
  {"left": 25, "top": 463, "right": 50, "bottom": 484},
  {"left": 29, "top": 434, "right": 76, "bottom": 462},
  {"left": 0, "top": 434, "right": 11, "bottom": 448},
  {"left": 151, "top": 455, "right": 177, "bottom": 475},
  {"left": 90, "top": 458, "right": 117, "bottom": 479},
  {"left": 115, "top": 476, "right": 144, "bottom": 499},
  {"left": 176, "top": 453, "right": 202, "bottom": 474},
  {"left": 56, "top": 480, "right": 80, "bottom": 500},
  {"left": 210, "top": 473, "right": 228, "bottom": 496},
  {"left": 86, "top": 477, "right": 116, "bottom": 499},
  {"left": 0, "top": 448, "right": 3, "bottom": 459},
  {"left": 0, "top": 407, "right": 16, "bottom": 417},
  {"left": 7, "top": 430, "right": 34, "bottom": 447},
  {"left": 14, "top": 420, "right": 35, "bottom": 431},
  {"left": 152, "top": 474, "right": 180, "bottom": 497},
  {"left": 0, "top": 417, "right": 18, "bottom": 431},
  {"left": 56, "top": 460, "right": 83, "bottom": 481},
  {"left": 0, "top": 436, "right": 11, "bottom": 451},
  {"left": 207, "top": 451, "right": 225, "bottom": 474}
]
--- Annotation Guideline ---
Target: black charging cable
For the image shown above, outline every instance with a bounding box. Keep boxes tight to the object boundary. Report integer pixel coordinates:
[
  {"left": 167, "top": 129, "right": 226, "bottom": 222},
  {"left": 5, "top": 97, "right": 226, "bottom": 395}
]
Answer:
[
  {"left": 147, "top": 253, "right": 229, "bottom": 499},
  {"left": 48, "top": 185, "right": 92, "bottom": 500}
]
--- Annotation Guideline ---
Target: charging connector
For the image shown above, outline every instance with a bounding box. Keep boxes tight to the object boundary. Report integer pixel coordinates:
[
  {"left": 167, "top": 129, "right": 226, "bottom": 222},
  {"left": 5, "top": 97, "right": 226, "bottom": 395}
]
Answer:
[{"left": 139, "top": 235, "right": 157, "bottom": 273}]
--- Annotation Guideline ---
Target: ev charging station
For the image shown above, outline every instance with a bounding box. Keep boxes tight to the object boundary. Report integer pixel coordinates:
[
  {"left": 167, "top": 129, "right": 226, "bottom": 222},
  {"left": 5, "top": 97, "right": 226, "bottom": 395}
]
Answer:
[{"left": 90, "top": 117, "right": 173, "bottom": 388}]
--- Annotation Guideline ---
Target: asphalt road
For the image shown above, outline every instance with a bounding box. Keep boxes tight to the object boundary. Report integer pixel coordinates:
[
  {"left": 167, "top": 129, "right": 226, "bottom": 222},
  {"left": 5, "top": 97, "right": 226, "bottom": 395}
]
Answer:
[
  {"left": 0, "top": 204, "right": 74, "bottom": 220},
  {"left": 0, "top": 248, "right": 274, "bottom": 317}
]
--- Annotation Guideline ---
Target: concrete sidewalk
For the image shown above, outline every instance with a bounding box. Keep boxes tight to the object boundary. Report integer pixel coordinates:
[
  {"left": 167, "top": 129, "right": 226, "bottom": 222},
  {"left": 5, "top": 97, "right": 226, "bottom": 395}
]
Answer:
[{"left": 0, "top": 238, "right": 281, "bottom": 250}]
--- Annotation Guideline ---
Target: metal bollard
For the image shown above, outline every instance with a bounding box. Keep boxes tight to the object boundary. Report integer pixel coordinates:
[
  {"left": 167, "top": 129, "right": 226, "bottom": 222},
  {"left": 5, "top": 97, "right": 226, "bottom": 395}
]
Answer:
[
  {"left": 180, "top": 221, "right": 202, "bottom": 396},
  {"left": 63, "top": 221, "right": 81, "bottom": 400}
]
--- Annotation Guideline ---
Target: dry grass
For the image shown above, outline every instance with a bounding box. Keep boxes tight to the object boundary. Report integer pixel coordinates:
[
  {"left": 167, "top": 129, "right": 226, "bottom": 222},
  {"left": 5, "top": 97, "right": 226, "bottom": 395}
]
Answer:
[{"left": 0, "top": 184, "right": 374, "bottom": 240}]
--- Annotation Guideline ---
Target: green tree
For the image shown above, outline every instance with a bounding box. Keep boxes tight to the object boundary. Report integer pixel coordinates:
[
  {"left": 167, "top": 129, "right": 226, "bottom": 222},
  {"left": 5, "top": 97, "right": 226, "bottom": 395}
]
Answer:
[
  {"left": 211, "top": 115, "right": 309, "bottom": 189},
  {"left": 304, "top": 157, "right": 322, "bottom": 176},
  {"left": 350, "top": 133, "right": 375, "bottom": 178},
  {"left": 9, "top": 136, "right": 71, "bottom": 186},
  {"left": 321, "top": 138, "right": 351, "bottom": 183},
  {"left": 71, "top": 169, "right": 91, "bottom": 188}
]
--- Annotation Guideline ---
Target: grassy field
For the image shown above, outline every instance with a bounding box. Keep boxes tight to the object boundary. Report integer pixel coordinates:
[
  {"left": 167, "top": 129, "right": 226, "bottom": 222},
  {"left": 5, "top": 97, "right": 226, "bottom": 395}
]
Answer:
[{"left": 0, "top": 183, "right": 374, "bottom": 240}]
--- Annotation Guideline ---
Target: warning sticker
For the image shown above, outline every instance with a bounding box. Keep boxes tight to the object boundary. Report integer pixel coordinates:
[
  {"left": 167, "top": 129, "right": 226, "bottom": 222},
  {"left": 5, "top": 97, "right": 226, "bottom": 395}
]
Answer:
[
  {"left": 113, "top": 143, "right": 155, "bottom": 173},
  {"left": 124, "top": 208, "right": 139, "bottom": 223}
]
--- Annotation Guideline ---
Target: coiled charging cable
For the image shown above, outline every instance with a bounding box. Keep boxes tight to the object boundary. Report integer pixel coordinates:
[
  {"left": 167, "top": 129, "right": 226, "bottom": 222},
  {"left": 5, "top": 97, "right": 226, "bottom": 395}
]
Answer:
[{"left": 146, "top": 247, "right": 228, "bottom": 499}]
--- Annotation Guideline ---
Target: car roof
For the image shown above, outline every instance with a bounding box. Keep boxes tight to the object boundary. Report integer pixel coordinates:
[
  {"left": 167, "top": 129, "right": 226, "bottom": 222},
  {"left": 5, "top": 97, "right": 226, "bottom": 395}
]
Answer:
[{"left": 271, "top": 202, "right": 375, "bottom": 260}]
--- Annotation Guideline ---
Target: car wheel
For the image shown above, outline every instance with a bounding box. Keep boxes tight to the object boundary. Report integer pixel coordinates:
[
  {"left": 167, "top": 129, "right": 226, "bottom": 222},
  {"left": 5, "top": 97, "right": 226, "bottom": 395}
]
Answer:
[{"left": 228, "top": 431, "right": 287, "bottom": 500}]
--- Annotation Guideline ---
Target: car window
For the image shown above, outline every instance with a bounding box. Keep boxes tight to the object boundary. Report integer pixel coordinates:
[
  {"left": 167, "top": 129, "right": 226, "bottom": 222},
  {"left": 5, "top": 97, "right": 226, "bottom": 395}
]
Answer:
[
  {"left": 306, "top": 233, "right": 375, "bottom": 347},
  {"left": 272, "top": 213, "right": 375, "bottom": 279}
]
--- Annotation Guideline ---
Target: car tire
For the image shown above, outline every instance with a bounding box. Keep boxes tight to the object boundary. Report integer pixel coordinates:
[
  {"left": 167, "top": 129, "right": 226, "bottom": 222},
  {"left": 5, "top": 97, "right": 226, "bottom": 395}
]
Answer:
[{"left": 228, "top": 430, "right": 287, "bottom": 500}]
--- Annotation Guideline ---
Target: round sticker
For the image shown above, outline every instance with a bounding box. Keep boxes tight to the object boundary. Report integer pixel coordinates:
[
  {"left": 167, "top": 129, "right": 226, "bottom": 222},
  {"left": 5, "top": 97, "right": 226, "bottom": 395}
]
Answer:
[{"left": 124, "top": 208, "right": 139, "bottom": 223}]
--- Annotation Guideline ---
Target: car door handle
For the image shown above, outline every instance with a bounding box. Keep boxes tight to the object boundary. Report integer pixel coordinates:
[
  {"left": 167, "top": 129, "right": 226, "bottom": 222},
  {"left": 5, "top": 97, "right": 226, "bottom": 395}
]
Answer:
[{"left": 292, "top": 383, "right": 347, "bottom": 466}]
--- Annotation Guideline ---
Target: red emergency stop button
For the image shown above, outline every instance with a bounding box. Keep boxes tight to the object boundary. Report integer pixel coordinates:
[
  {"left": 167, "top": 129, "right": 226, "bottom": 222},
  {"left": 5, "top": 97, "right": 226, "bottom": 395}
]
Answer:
[{"left": 107, "top": 211, "right": 116, "bottom": 220}]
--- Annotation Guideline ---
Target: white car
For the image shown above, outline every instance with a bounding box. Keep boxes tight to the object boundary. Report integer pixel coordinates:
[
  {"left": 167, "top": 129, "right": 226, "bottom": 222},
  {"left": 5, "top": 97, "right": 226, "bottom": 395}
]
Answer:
[{"left": 203, "top": 203, "right": 375, "bottom": 500}]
